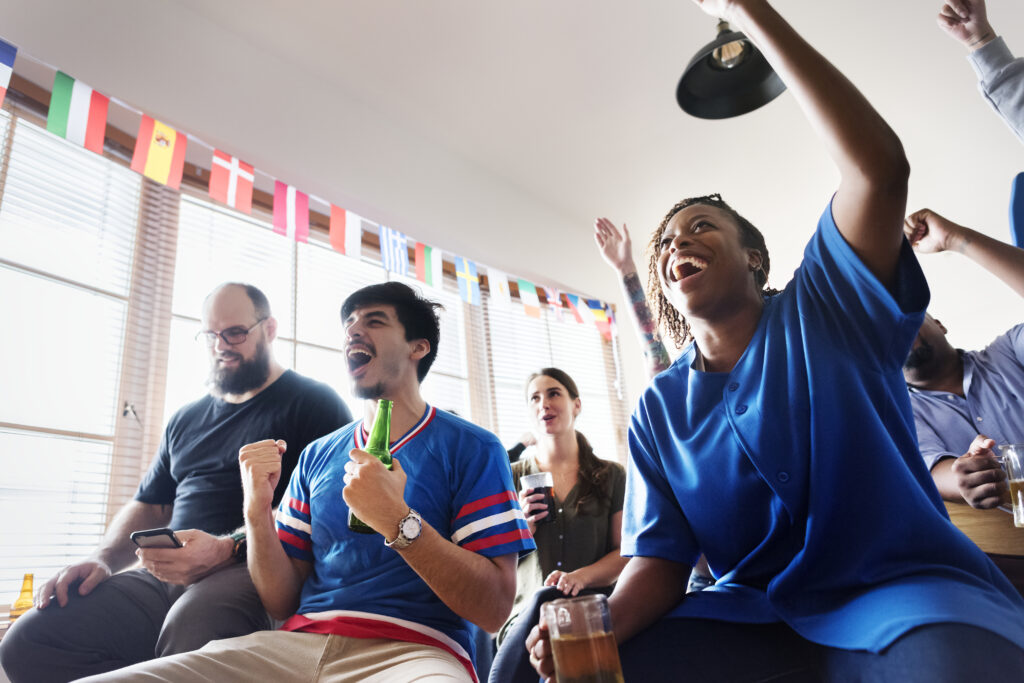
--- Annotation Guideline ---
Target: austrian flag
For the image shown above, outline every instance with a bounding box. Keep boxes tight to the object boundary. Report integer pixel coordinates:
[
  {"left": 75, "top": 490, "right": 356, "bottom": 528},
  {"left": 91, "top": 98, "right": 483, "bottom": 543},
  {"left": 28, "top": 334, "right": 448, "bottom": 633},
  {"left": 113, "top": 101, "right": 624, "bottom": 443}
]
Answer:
[
  {"left": 273, "top": 181, "right": 309, "bottom": 242},
  {"left": 208, "top": 150, "right": 254, "bottom": 214}
]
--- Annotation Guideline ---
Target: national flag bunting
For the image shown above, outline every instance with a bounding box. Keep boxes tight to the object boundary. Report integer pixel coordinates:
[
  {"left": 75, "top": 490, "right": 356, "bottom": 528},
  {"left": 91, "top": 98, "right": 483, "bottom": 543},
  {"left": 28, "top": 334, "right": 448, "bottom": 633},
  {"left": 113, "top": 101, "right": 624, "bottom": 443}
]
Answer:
[
  {"left": 47, "top": 71, "right": 109, "bottom": 154},
  {"left": 415, "top": 242, "right": 443, "bottom": 289},
  {"left": 455, "top": 257, "right": 481, "bottom": 305},
  {"left": 0, "top": 39, "right": 16, "bottom": 109},
  {"left": 565, "top": 293, "right": 590, "bottom": 325},
  {"left": 546, "top": 287, "right": 566, "bottom": 322},
  {"left": 379, "top": 226, "right": 409, "bottom": 276},
  {"left": 273, "top": 181, "right": 309, "bottom": 242},
  {"left": 517, "top": 279, "right": 541, "bottom": 319},
  {"left": 487, "top": 268, "right": 512, "bottom": 307},
  {"left": 329, "top": 206, "right": 363, "bottom": 258},
  {"left": 131, "top": 116, "right": 187, "bottom": 189},
  {"left": 588, "top": 299, "right": 612, "bottom": 340},
  {"left": 208, "top": 150, "right": 254, "bottom": 213}
]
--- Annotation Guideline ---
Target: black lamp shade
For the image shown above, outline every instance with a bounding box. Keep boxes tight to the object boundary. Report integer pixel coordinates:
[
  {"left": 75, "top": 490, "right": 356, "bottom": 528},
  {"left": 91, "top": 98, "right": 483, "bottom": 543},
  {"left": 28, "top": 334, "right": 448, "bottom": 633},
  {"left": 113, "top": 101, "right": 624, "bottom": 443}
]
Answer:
[{"left": 676, "top": 29, "right": 786, "bottom": 119}]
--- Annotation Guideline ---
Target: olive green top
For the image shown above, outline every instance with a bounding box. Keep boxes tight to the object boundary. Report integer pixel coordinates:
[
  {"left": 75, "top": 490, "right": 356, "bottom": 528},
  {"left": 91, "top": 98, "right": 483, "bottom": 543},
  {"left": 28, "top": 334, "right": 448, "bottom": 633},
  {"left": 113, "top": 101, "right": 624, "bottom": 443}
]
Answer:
[{"left": 497, "top": 454, "right": 626, "bottom": 642}]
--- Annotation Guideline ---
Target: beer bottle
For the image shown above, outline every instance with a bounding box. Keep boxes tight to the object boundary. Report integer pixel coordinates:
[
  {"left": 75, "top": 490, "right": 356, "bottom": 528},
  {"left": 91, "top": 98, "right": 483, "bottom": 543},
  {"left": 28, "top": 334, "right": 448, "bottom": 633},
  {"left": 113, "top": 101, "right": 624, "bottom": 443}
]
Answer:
[
  {"left": 9, "top": 573, "right": 33, "bottom": 621},
  {"left": 348, "top": 398, "right": 393, "bottom": 534}
]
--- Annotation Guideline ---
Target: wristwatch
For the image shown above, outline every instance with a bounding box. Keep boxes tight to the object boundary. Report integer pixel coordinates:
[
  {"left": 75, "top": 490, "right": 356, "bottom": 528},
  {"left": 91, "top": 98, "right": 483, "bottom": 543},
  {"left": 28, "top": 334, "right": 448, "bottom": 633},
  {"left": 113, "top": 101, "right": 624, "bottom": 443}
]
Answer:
[
  {"left": 230, "top": 530, "right": 247, "bottom": 563},
  {"left": 385, "top": 509, "right": 423, "bottom": 549}
]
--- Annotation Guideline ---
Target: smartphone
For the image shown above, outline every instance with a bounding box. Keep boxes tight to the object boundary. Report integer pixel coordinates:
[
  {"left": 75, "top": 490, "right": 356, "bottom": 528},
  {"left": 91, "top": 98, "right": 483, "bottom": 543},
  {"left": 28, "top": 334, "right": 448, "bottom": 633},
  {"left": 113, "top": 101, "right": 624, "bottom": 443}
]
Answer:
[{"left": 130, "top": 527, "right": 183, "bottom": 549}]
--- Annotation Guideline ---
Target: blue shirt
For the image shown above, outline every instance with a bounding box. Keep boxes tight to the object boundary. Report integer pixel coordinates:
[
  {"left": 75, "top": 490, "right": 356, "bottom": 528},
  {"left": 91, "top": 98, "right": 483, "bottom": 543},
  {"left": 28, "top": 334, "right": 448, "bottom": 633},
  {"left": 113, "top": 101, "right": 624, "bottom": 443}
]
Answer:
[
  {"left": 623, "top": 202, "right": 1024, "bottom": 652},
  {"left": 275, "top": 406, "right": 535, "bottom": 674},
  {"left": 910, "top": 325, "right": 1024, "bottom": 469}
]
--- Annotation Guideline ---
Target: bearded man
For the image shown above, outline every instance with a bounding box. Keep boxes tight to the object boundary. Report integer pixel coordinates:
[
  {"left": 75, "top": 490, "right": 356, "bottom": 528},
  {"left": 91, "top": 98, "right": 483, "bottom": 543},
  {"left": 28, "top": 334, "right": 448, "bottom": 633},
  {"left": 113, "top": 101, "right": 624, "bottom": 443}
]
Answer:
[{"left": 0, "top": 283, "right": 351, "bottom": 683}]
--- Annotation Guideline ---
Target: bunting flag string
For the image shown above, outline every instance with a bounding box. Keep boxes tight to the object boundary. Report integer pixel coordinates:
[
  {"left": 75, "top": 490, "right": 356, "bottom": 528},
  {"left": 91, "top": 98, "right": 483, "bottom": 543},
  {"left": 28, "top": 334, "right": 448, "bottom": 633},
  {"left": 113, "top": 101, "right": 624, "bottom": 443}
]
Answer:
[
  {"left": 414, "top": 242, "right": 443, "bottom": 289},
  {"left": 455, "top": 257, "right": 481, "bottom": 305},
  {"left": 4, "top": 37, "right": 619, "bottom": 341},
  {"left": 517, "top": 279, "right": 541, "bottom": 319},
  {"left": 131, "top": 116, "right": 187, "bottom": 189},
  {"left": 0, "top": 39, "right": 15, "bottom": 108},
  {"left": 380, "top": 226, "right": 409, "bottom": 276},
  {"left": 209, "top": 150, "right": 254, "bottom": 214},
  {"left": 273, "top": 181, "right": 309, "bottom": 242},
  {"left": 329, "top": 206, "right": 363, "bottom": 258},
  {"left": 47, "top": 71, "right": 108, "bottom": 155}
]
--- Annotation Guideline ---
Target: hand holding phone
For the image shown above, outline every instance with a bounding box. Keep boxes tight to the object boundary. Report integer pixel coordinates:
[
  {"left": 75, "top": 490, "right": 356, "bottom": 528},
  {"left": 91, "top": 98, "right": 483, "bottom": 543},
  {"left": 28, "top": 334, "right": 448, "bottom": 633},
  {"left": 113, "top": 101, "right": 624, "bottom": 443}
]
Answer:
[{"left": 130, "top": 527, "right": 183, "bottom": 549}]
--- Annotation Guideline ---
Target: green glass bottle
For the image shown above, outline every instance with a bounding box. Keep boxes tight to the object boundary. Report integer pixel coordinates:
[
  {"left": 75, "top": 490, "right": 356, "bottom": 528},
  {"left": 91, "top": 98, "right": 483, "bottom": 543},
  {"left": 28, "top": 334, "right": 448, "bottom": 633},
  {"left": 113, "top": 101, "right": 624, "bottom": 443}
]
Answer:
[{"left": 348, "top": 399, "right": 393, "bottom": 534}]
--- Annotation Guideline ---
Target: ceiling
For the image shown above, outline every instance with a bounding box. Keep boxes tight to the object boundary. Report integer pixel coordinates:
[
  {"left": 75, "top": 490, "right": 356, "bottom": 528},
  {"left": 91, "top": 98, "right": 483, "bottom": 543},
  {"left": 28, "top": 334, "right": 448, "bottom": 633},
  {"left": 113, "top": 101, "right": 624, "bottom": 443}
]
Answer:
[{"left": 3, "top": 0, "right": 1024, "bottom": 395}]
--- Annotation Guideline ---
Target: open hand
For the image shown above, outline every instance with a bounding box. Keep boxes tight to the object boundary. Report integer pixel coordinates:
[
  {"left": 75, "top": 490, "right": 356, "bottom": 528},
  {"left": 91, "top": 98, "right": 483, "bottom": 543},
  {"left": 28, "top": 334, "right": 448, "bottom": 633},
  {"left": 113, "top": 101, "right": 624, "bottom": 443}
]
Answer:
[
  {"left": 545, "top": 568, "right": 589, "bottom": 596},
  {"left": 36, "top": 559, "right": 112, "bottom": 609},
  {"left": 594, "top": 218, "right": 636, "bottom": 275}
]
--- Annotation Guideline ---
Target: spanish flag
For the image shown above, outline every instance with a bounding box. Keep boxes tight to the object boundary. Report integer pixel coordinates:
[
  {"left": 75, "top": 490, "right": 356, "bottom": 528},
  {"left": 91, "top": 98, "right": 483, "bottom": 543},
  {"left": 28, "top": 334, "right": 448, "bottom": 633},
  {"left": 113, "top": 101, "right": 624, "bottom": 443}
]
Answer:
[{"left": 131, "top": 115, "right": 187, "bottom": 189}]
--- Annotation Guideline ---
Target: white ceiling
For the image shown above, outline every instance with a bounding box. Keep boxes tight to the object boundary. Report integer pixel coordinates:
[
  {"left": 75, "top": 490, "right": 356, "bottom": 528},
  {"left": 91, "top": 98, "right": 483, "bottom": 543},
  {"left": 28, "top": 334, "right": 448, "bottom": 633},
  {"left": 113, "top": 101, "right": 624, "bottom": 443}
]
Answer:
[{"left": 3, "top": 0, "right": 1023, "bottom": 400}]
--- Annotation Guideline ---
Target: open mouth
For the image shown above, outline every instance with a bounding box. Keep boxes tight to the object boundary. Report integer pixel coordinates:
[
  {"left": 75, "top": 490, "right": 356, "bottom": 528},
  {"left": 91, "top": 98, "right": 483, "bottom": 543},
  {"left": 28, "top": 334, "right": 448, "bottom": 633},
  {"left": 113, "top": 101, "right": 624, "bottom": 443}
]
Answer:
[
  {"left": 346, "top": 348, "right": 373, "bottom": 375},
  {"left": 670, "top": 256, "right": 708, "bottom": 282}
]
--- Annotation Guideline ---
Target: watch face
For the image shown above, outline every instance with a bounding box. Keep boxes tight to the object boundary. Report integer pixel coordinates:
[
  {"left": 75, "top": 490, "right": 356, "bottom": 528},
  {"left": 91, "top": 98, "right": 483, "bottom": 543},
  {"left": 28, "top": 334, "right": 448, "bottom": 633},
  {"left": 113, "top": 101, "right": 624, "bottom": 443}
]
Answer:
[{"left": 400, "top": 516, "right": 421, "bottom": 539}]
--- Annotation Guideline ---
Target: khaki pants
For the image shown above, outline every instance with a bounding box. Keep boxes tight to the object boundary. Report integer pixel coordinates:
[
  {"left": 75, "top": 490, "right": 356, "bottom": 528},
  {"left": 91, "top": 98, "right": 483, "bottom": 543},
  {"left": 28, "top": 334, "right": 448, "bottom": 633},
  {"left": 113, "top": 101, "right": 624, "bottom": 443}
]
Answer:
[{"left": 78, "top": 630, "right": 474, "bottom": 682}]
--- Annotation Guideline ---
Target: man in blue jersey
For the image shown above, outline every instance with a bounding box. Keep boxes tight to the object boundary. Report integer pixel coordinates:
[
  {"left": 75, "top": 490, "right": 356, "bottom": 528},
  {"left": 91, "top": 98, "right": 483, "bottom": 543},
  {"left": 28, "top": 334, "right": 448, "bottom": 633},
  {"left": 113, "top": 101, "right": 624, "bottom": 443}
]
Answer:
[
  {"left": 84, "top": 281, "right": 535, "bottom": 682},
  {"left": 1, "top": 283, "right": 351, "bottom": 683}
]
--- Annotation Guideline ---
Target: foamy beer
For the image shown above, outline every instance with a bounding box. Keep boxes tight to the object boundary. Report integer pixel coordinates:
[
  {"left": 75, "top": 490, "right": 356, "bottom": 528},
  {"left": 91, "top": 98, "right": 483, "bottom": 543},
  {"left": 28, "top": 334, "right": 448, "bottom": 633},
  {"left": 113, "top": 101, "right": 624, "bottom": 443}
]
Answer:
[
  {"left": 998, "top": 444, "right": 1024, "bottom": 528},
  {"left": 521, "top": 471, "right": 557, "bottom": 525},
  {"left": 542, "top": 594, "right": 624, "bottom": 683}
]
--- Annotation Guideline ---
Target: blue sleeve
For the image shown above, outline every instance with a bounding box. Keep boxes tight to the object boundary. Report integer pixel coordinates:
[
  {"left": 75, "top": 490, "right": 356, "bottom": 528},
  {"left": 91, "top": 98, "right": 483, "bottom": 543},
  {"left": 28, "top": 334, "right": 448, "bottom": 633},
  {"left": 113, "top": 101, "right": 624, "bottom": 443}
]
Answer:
[
  {"left": 134, "top": 428, "right": 177, "bottom": 505},
  {"left": 795, "top": 200, "right": 929, "bottom": 372},
  {"left": 276, "top": 445, "right": 314, "bottom": 563},
  {"left": 968, "top": 37, "right": 1024, "bottom": 144},
  {"left": 449, "top": 434, "right": 536, "bottom": 558},
  {"left": 913, "top": 407, "right": 959, "bottom": 471},
  {"left": 621, "top": 407, "right": 699, "bottom": 566},
  {"left": 988, "top": 323, "right": 1024, "bottom": 365}
]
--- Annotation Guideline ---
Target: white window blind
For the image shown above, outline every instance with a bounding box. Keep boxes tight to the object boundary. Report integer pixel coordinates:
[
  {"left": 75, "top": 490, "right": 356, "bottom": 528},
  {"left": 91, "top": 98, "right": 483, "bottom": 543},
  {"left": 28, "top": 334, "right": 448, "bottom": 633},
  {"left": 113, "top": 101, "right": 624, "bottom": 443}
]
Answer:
[
  {"left": 484, "top": 297, "right": 628, "bottom": 463},
  {"left": 0, "top": 112, "right": 142, "bottom": 598}
]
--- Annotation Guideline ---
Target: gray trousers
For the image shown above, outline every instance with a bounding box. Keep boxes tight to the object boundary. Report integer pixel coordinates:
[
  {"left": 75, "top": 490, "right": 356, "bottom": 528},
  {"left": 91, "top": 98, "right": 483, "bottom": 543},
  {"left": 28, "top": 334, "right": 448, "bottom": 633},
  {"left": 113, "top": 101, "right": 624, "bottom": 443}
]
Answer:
[{"left": 0, "top": 563, "right": 270, "bottom": 683}]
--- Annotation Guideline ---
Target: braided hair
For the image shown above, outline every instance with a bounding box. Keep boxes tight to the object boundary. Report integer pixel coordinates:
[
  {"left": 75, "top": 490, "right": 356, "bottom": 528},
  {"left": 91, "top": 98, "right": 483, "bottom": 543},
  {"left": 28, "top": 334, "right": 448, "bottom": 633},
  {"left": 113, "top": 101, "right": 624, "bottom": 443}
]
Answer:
[{"left": 645, "top": 194, "right": 780, "bottom": 346}]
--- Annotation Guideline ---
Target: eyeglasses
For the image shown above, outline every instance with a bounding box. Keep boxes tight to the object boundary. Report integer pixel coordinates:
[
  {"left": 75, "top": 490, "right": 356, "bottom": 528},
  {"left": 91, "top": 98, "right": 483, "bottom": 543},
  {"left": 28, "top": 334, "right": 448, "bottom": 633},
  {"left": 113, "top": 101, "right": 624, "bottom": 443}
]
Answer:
[{"left": 195, "top": 318, "right": 267, "bottom": 346}]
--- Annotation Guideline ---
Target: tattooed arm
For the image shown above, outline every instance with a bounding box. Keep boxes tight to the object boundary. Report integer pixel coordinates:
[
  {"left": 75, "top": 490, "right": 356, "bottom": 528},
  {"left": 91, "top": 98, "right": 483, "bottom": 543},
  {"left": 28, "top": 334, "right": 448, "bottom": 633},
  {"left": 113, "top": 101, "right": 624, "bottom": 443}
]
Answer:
[{"left": 595, "top": 218, "right": 672, "bottom": 378}]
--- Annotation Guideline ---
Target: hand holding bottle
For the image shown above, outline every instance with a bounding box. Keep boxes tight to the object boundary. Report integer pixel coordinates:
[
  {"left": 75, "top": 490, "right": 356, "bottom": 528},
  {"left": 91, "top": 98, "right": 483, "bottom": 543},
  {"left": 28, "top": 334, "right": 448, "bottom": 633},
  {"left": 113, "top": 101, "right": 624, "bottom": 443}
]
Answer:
[{"left": 343, "top": 449, "right": 409, "bottom": 535}]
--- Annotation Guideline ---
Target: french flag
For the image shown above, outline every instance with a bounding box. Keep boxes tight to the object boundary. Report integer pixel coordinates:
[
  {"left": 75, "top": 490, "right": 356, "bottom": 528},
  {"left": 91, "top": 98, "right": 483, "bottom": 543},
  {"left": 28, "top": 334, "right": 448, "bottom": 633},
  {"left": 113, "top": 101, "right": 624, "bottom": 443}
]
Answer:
[{"left": 0, "top": 39, "right": 18, "bottom": 108}]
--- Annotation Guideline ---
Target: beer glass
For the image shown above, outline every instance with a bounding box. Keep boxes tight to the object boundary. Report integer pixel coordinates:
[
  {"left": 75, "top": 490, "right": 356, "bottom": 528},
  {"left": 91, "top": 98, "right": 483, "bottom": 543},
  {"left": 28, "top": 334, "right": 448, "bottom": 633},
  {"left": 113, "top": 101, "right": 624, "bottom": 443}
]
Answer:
[
  {"left": 998, "top": 444, "right": 1024, "bottom": 528},
  {"left": 541, "top": 594, "right": 624, "bottom": 683},
  {"left": 521, "top": 471, "right": 557, "bottom": 524}
]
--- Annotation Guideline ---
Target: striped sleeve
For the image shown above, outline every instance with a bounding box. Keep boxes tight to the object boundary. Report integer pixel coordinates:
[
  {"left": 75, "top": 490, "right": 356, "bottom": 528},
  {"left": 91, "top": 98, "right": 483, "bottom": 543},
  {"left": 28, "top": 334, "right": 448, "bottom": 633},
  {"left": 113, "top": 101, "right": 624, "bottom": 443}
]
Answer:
[
  {"left": 276, "top": 462, "right": 314, "bottom": 562},
  {"left": 450, "top": 440, "right": 535, "bottom": 558}
]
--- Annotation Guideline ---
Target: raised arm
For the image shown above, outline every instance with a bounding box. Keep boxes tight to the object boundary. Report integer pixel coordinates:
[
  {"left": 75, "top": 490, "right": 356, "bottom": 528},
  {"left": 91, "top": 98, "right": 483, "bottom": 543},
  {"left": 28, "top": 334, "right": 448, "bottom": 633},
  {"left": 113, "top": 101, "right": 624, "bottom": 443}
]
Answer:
[
  {"left": 906, "top": 208, "right": 1024, "bottom": 298},
  {"left": 594, "top": 218, "right": 671, "bottom": 377},
  {"left": 697, "top": 0, "right": 909, "bottom": 286},
  {"left": 239, "top": 439, "right": 311, "bottom": 620},
  {"left": 938, "top": 0, "right": 995, "bottom": 51}
]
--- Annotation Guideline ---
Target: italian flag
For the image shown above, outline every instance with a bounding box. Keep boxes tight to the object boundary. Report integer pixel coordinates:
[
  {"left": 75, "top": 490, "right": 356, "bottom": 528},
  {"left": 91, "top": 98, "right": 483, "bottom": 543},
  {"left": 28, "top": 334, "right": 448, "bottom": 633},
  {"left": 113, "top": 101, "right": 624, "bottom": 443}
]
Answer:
[
  {"left": 47, "top": 71, "right": 109, "bottom": 154},
  {"left": 415, "top": 242, "right": 443, "bottom": 289}
]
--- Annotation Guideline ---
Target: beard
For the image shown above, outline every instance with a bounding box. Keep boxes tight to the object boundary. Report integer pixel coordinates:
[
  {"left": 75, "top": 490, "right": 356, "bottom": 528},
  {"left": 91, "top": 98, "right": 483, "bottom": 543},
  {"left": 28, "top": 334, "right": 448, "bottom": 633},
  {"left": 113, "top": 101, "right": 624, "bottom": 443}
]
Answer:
[
  {"left": 210, "top": 342, "right": 271, "bottom": 395},
  {"left": 903, "top": 338, "right": 935, "bottom": 372},
  {"left": 354, "top": 381, "right": 387, "bottom": 400}
]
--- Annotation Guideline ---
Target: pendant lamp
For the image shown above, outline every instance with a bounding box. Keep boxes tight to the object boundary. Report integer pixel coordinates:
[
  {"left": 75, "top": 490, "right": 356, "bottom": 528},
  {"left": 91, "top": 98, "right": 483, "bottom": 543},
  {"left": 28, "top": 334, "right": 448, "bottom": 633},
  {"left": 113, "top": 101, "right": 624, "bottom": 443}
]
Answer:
[{"left": 676, "top": 20, "right": 786, "bottom": 119}]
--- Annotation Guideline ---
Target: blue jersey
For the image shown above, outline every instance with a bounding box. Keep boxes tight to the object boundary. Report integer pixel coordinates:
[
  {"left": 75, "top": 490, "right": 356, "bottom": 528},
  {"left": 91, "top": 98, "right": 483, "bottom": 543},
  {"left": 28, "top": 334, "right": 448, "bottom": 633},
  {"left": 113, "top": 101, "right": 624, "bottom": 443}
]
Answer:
[
  {"left": 275, "top": 405, "right": 534, "bottom": 678},
  {"left": 624, "top": 200, "right": 1024, "bottom": 652}
]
